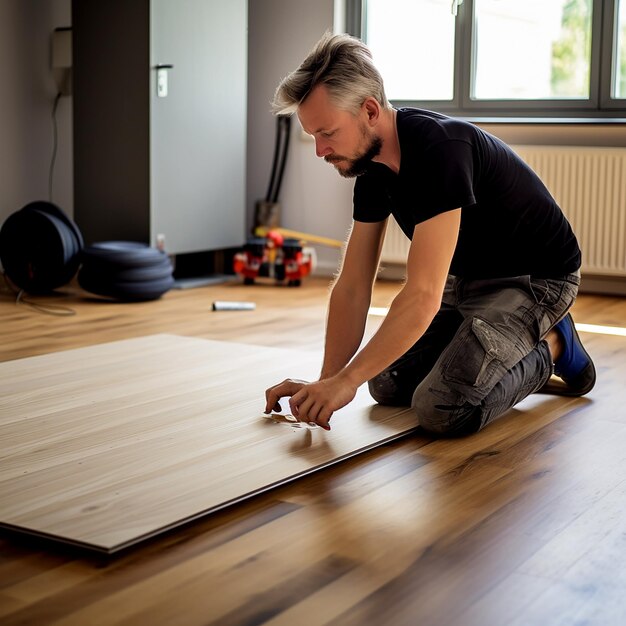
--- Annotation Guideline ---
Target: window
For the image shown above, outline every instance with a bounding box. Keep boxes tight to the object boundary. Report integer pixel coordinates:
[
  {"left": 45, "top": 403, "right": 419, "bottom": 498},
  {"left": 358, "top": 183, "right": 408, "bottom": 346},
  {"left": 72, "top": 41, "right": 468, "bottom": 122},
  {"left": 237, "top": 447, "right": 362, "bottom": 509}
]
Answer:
[
  {"left": 348, "top": 0, "right": 626, "bottom": 119},
  {"left": 472, "top": 0, "right": 591, "bottom": 100},
  {"left": 365, "top": 0, "right": 456, "bottom": 100},
  {"left": 614, "top": 0, "right": 626, "bottom": 97}
]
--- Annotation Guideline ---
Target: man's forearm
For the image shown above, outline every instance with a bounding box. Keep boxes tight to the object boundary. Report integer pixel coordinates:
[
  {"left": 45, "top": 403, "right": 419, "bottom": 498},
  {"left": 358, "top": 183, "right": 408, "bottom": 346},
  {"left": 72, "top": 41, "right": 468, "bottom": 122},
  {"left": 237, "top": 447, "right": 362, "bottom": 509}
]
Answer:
[
  {"left": 319, "top": 282, "right": 370, "bottom": 380},
  {"left": 339, "top": 286, "right": 440, "bottom": 388}
]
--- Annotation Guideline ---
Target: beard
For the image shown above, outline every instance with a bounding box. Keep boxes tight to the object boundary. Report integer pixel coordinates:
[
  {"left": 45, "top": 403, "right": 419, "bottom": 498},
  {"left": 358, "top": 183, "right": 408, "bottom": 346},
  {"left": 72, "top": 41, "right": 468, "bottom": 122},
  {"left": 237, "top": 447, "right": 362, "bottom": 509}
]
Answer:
[{"left": 324, "top": 133, "right": 383, "bottom": 179}]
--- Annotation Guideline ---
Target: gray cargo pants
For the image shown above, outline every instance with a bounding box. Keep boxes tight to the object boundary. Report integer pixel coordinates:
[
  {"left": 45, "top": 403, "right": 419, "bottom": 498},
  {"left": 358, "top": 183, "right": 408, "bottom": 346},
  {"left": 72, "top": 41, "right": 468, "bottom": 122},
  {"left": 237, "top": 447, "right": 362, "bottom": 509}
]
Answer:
[{"left": 368, "top": 273, "right": 581, "bottom": 436}]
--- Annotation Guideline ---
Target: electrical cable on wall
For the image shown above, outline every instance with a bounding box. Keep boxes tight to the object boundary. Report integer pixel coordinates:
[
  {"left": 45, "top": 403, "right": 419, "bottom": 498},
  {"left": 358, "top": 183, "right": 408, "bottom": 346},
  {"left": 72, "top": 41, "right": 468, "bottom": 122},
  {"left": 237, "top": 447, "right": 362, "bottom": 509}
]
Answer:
[
  {"left": 48, "top": 92, "right": 62, "bottom": 203},
  {"left": 253, "top": 116, "right": 292, "bottom": 231}
]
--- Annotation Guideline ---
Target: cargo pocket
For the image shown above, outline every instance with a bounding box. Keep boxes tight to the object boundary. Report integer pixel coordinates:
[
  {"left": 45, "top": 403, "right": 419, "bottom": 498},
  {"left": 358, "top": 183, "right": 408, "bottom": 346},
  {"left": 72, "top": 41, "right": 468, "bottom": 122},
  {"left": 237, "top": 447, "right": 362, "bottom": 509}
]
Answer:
[
  {"left": 441, "top": 316, "right": 522, "bottom": 405},
  {"left": 526, "top": 276, "right": 577, "bottom": 338}
]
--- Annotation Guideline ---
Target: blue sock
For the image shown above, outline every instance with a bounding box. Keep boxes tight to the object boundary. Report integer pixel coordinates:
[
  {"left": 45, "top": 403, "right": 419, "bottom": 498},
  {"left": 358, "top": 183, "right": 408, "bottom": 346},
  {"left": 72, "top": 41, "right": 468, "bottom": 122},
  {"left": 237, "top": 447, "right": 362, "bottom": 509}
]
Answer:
[{"left": 554, "top": 314, "right": 589, "bottom": 378}]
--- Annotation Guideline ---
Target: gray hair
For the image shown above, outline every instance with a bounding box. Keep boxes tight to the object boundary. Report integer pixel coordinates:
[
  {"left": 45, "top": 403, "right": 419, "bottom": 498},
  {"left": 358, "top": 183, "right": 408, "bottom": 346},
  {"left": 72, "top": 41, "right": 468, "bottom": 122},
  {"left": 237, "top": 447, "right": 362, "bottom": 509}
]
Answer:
[{"left": 272, "top": 32, "right": 390, "bottom": 116}]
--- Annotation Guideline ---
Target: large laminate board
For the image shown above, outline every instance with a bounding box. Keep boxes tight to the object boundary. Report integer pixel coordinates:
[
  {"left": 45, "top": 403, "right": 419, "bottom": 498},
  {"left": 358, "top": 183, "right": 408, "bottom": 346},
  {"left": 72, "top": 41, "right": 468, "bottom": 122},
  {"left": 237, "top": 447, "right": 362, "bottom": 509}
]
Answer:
[{"left": 0, "top": 335, "right": 416, "bottom": 553}]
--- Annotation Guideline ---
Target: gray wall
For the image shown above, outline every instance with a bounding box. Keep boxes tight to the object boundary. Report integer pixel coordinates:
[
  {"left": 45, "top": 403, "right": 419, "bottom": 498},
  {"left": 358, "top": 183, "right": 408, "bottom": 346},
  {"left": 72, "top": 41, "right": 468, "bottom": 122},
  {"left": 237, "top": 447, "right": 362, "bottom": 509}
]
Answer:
[
  {"left": 0, "top": 0, "right": 72, "bottom": 226},
  {"left": 247, "top": 0, "right": 353, "bottom": 274}
]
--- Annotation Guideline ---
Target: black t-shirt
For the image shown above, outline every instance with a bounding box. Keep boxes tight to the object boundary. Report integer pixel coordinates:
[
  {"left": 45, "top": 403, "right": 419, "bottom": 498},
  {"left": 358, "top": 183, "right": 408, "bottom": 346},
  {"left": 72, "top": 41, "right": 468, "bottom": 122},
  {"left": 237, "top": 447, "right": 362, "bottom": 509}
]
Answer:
[{"left": 353, "top": 108, "right": 581, "bottom": 278}]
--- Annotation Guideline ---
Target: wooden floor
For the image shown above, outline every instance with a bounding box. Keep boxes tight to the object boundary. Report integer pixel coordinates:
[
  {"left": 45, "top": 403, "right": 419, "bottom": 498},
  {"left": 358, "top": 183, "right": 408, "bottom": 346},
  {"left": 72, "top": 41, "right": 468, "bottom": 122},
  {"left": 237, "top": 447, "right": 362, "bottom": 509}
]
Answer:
[{"left": 1, "top": 275, "right": 626, "bottom": 625}]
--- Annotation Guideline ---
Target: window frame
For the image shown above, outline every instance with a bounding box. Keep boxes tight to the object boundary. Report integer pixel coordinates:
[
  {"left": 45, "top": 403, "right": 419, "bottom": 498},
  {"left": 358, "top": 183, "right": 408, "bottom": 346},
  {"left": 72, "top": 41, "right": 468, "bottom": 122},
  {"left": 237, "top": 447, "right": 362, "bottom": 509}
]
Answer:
[
  {"left": 347, "top": 0, "right": 626, "bottom": 121},
  {"left": 601, "top": 0, "right": 625, "bottom": 108}
]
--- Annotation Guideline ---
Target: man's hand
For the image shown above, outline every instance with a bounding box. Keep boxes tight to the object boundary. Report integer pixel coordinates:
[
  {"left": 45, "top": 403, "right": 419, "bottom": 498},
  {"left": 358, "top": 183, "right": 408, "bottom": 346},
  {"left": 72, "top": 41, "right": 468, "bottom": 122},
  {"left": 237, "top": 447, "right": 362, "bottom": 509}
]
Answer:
[{"left": 264, "top": 375, "right": 358, "bottom": 431}]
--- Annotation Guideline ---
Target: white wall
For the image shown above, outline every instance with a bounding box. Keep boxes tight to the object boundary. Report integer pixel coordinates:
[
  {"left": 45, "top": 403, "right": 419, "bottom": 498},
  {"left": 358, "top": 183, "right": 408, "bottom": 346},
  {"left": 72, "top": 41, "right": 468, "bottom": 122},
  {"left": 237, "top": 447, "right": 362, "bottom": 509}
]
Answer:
[
  {"left": 247, "top": 0, "right": 354, "bottom": 274},
  {"left": 0, "top": 0, "right": 73, "bottom": 227}
]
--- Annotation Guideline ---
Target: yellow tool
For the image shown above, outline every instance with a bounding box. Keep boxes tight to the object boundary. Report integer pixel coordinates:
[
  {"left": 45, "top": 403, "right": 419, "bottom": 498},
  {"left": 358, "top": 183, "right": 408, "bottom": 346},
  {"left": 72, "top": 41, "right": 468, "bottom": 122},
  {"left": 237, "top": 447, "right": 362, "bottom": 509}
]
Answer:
[{"left": 254, "top": 226, "right": 343, "bottom": 249}]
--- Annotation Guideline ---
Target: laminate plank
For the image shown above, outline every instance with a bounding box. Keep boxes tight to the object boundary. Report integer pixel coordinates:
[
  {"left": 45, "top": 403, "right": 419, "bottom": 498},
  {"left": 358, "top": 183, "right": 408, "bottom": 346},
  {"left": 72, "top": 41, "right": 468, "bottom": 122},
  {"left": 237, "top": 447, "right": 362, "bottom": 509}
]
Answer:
[{"left": 0, "top": 334, "right": 417, "bottom": 552}]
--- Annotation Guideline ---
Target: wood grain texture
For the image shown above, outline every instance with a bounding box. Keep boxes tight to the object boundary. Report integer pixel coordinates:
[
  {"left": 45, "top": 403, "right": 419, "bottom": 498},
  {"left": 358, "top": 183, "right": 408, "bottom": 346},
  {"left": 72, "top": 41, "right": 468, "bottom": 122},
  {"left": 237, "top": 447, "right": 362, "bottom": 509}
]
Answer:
[
  {"left": 1, "top": 277, "right": 626, "bottom": 625},
  {"left": 0, "top": 334, "right": 415, "bottom": 552}
]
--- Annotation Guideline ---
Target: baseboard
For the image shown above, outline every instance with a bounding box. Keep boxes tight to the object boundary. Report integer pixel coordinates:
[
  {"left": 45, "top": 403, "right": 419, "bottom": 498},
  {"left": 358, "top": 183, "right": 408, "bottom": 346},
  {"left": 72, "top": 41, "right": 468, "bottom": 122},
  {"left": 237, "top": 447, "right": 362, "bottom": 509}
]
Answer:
[
  {"left": 173, "top": 274, "right": 238, "bottom": 289},
  {"left": 580, "top": 273, "right": 626, "bottom": 296}
]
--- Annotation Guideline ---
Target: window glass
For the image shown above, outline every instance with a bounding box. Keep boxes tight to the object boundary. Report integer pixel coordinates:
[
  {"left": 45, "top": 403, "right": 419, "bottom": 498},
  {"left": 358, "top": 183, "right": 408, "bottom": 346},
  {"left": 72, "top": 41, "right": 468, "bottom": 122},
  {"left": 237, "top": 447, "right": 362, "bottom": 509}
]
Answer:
[
  {"left": 614, "top": 0, "right": 626, "bottom": 98},
  {"left": 365, "top": 0, "right": 456, "bottom": 101},
  {"left": 472, "top": 0, "right": 592, "bottom": 100}
]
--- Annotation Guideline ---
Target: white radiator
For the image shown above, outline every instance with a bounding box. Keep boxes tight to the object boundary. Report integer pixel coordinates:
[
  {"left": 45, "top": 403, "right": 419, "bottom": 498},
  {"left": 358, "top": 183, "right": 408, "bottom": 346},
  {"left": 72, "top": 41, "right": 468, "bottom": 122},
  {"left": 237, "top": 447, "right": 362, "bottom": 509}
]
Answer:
[{"left": 380, "top": 145, "right": 626, "bottom": 278}]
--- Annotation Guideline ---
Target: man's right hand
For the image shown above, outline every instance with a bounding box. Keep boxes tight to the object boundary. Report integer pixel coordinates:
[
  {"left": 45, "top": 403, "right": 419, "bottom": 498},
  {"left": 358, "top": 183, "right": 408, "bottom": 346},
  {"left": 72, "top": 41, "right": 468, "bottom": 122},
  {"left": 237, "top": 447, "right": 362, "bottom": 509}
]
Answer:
[
  {"left": 264, "top": 378, "right": 309, "bottom": 415},
  {"left": 264, "top": 374, "right": 358, "bottom": 431}
]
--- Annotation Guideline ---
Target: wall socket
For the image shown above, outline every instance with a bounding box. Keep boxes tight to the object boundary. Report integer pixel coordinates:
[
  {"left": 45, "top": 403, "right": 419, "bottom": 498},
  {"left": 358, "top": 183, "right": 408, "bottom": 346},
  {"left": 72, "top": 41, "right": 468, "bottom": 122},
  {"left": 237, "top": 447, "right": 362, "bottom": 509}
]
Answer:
[{"left": 52, "top": 27, "right": 72, "bottom": 96}]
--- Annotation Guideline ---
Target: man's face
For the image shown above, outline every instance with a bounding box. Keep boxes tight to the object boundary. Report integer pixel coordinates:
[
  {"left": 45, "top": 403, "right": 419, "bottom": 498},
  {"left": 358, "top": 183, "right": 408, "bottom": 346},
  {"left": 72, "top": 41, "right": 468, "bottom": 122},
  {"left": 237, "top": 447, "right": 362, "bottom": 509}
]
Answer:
[{"left": 297, "top": 85, "right": 382, "bottom": 178}]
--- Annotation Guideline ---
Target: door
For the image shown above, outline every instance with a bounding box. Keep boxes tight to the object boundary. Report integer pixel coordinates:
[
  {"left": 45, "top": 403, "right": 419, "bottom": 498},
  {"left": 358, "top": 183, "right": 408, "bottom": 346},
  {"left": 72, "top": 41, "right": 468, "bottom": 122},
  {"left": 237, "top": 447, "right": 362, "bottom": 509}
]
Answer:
[{"left": 150, "top": 0, "right": 247, "bottom": 254}]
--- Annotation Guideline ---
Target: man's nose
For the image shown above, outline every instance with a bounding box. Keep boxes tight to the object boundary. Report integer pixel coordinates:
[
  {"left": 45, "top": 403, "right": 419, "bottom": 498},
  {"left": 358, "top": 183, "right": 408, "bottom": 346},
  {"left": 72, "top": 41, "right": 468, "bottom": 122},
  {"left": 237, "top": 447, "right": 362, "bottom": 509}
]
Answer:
[{"left": 315, "top": 137, "right": 332, "bottom": 158}]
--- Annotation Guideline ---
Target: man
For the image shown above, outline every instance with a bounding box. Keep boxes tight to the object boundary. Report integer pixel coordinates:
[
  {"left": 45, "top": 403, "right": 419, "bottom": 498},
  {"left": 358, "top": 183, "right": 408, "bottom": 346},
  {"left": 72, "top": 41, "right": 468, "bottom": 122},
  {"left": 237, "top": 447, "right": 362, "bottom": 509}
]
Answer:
[{"left": 264, "top": 32, "right": 595, "bottom": 435}]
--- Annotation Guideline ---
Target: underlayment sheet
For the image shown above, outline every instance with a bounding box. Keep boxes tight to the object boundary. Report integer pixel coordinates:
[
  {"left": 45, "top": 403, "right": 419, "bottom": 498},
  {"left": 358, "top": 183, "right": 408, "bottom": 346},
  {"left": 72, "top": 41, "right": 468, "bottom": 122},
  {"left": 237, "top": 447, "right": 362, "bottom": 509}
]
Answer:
[{"left": 0, "top": 335, "right": 416, "bottom": 553}]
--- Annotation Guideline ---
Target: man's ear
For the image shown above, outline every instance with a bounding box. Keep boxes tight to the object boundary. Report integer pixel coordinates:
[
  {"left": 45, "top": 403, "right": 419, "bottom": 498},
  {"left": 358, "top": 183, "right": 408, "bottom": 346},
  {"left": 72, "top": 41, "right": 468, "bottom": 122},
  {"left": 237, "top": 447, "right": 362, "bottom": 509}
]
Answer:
[{"left": 362, "top": 97, "right": 381, "bottom": 126}]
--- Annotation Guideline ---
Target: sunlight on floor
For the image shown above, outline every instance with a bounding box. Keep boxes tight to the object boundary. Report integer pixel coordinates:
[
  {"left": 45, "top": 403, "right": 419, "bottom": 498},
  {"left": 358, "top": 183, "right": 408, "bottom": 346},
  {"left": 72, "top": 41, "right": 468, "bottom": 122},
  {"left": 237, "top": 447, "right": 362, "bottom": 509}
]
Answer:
[
  {"left": 575, "top": 323, "right": 626, "bottom": 337},
  {"left": 368, "top": 308, "right": 626, "bottom": 338}
]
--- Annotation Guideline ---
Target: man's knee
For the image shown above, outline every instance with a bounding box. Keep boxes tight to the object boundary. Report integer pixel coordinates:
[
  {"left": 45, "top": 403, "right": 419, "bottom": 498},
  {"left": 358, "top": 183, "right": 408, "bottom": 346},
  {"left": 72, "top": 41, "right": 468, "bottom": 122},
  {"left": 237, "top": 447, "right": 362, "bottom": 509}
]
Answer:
[{"left": 411, "top": 385, "right": 482, "bottom": 437}]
